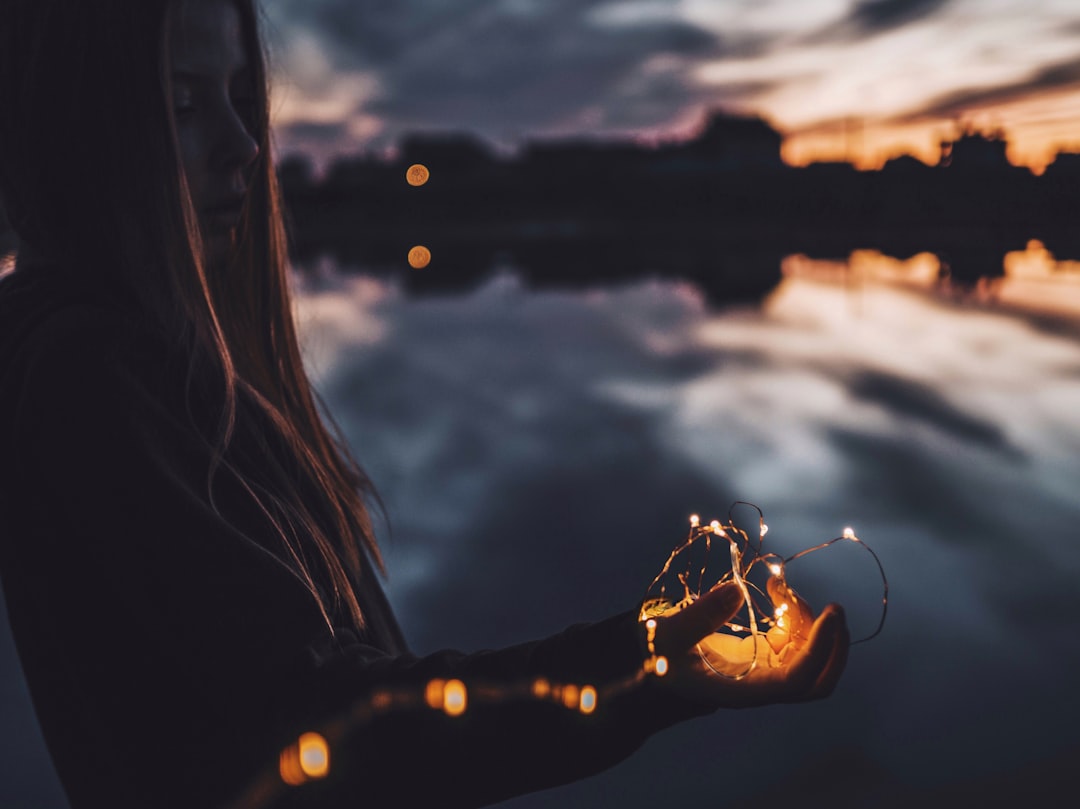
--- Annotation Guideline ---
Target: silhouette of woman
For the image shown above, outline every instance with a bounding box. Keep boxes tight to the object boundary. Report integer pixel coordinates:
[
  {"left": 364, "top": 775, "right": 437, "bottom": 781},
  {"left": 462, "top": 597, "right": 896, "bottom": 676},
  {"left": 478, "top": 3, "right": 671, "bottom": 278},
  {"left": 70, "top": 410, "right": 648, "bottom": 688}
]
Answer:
[{"left": 0, "top": 1, "right": 849, "bottom": 807}]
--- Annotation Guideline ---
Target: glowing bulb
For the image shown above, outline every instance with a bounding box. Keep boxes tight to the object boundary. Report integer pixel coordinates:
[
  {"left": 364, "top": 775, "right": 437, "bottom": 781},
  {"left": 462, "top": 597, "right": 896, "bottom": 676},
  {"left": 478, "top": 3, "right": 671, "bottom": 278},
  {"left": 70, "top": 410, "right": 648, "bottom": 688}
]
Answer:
[
  {"left": 562, "top": 684, "right": 580, "bottom": 710},
  {"left": 371, "top": 690, "right": 392, "bottom": 711},
  {"left": 532, "top": 678, "right": 551, "bottom": 698},
  {"left": 710, "top": 520, "right": 721, "bottom": 532},
  {"left": 580, "top": 686, "right": 597, "bottom": 714},
  {"left": 425, "top": 679, "right": 445, "bottom": 710},
  {"left": 645, "top": 619, "right": 657, "bottom": 630},
  {"left": 280, "top": 732, "right": 330, "bottom": 786},
  {"left": 689, "top": 514, "right": 700, "bottom": 527},
  {"left": 768, "top": 563, "right": 782, "bottom": 576},
  {"left": 443, "top": 680, "right": 467, "bottom": 716},
  {"left": 655, "top": 656, "right": 669, "bottom": 676},
  {"left": 760, "top": 524, "right": 769, "bottom": 537},
  {"left": 843, "top": 526, "right": 856, "bottom": 539},
  {"left": 406, "top": 163, "right": 430, "bottom": 186},
  {"left": 408, "top": 245, "right": 432, "bottom": 269},
  {"left": 298, "top": 733, "right": 329, "bottom": 779},
  {"left": 279, "top": 746, "right": 305, "bottom": 786}
]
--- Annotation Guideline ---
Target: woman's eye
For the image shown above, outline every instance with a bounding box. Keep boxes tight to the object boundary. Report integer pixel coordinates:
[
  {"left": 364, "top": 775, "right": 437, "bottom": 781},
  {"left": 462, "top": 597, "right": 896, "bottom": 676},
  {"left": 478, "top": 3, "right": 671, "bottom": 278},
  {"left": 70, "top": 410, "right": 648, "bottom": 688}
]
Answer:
[{"left": 172, "top": 87, "right": 196, "bottom": 118}]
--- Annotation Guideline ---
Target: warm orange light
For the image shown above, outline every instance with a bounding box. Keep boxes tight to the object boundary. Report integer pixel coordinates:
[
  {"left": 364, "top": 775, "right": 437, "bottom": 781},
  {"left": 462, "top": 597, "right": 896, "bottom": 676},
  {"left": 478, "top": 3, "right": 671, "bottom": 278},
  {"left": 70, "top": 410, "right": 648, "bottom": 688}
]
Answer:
[
  {"left": 280, "top": 746, "right": 305, "bottom": 787},
  {"left": 279, "top": 732, "right": 330, "bottom": 786},
  {"left": 425, "top": 679, "right": 445, "bottom": 710},
  {"left": 532, "top": 678, "right": 551, "bottom": 698},
  {"left": 443, "top": 679, "right": 467, "bottom": 716},
  {"left": 644, "top": 618, "right": 658, "bottom": 655},
  {"left": 298, "top": 733, "right": 329, "bottom": 780},
  {"left": 408, "top": 245, "right": 432, "bottom": 269},
  {"left": 579, "top": 686, "right": 598, "bottom": 714},
  {"left": 645, "top": 655, "right": 670, "bottom": 676},
  {"left": 371, "top": 690, "right": 392, "bottom": 712},
  {"left": 561, "top": 684, "right": 580, "bottom": 710},
  {"left": 406, "top": 163, "right": 430, "bottom": 186}
]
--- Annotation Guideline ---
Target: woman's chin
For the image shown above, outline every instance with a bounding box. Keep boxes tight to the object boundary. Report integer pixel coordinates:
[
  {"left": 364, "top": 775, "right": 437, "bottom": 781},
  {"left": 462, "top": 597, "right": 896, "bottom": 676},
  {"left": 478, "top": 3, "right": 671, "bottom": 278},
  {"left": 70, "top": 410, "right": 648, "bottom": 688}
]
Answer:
[{"left": 203, "top": 228, "right": 236, "bottom": 270}]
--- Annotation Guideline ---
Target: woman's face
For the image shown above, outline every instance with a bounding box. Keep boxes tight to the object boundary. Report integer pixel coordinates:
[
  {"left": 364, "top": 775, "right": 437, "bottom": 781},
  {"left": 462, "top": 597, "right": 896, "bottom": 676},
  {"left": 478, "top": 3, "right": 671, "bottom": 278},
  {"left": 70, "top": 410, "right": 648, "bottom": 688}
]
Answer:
[{"left": 168, "top": 0, "right": 259, "bottom": 270}]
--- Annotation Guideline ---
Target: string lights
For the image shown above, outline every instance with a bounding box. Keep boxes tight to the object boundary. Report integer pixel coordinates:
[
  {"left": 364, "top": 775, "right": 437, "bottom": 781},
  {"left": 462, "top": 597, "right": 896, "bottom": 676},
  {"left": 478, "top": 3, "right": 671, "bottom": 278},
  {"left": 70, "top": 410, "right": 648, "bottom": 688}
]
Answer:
[
  {"left": 640, "top": 501, "right": 887, "bottom": 679},
  {"left": 228, "top": 502, "right": 886, "bottom": 808}
]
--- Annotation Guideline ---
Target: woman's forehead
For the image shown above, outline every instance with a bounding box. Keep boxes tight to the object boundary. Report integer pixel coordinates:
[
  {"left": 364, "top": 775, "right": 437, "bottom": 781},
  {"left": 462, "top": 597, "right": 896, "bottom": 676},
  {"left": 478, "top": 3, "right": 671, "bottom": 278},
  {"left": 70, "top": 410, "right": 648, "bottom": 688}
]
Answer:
[{"left": 169, "top": 0, "right": 247, "bottom": 76}]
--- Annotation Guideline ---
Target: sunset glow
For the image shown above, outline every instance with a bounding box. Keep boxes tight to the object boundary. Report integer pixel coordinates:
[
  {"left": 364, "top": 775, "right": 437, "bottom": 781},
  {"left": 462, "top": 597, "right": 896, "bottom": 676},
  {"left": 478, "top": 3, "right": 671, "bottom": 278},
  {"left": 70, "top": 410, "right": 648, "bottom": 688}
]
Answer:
[{"left": 263, "top": 0, "right": 1080, "bottom": 173}]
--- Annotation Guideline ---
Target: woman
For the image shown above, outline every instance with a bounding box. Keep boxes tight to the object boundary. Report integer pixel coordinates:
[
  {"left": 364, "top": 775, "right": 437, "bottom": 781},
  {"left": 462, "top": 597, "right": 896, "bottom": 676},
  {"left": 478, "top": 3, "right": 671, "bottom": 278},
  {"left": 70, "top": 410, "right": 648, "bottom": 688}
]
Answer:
[{"left": 0, "top": 1, "right": 850, "bottom": 807}]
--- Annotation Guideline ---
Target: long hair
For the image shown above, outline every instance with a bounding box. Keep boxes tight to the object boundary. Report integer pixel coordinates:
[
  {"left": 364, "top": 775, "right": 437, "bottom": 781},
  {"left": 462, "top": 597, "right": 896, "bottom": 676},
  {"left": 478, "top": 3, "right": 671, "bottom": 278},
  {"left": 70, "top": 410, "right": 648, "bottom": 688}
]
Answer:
[{"left": 0, "top": 0, "right": 383, "bottom": 632}]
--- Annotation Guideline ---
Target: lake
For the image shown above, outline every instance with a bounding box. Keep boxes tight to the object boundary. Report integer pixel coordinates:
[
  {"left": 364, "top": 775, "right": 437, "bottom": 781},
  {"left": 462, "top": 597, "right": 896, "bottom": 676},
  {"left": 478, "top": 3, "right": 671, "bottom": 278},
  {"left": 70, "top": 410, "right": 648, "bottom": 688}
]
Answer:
[{"left": 3, "top": 246, "right": 1080, "bottom": 807}]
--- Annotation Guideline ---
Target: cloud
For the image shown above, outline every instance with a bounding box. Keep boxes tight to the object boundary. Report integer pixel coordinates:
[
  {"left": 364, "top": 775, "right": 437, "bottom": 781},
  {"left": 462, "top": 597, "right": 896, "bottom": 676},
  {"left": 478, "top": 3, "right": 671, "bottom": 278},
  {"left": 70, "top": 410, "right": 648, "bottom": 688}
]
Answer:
[
  {"left": 847, "top": 0, "right": 952, "bottom": 33},
  {"left": 264, "top": 0, "right": 732, "bottom": 149},
  {"left": 277, "top": 119, "right": 351, "bottom": 144},
  {"left": 302, "top": 267, "right": 1080, "bottom": 807},
  {"left": 893, "top": 54, "right": 1080, "bottom": 123},
  {"left": 802, "top": 0, "right": 952, "bottom": 44}
]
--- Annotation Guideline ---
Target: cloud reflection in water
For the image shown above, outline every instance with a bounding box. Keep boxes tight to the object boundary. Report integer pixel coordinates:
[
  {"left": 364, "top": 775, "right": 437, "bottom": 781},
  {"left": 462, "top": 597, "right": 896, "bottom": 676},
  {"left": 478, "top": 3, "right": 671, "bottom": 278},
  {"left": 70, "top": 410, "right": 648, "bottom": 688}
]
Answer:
[
  {"left": 2, "top": 261, "right": 1078, "bottom": 807},
  {"left": 297, "top": 264, "right": 1080, "bottom": 806}
]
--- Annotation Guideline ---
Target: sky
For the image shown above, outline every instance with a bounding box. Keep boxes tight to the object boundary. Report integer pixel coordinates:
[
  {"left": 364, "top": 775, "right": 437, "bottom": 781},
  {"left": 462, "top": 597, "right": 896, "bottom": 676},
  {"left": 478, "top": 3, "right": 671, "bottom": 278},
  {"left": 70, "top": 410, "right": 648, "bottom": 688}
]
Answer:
[{"left": 261, "top": 0, "right": 1080, "bottom": 173}]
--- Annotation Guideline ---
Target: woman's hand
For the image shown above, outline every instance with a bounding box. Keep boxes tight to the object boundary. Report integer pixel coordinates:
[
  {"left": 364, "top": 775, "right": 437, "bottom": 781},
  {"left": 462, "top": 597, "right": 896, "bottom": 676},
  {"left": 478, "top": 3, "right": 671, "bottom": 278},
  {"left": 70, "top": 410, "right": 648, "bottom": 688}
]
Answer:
[{"left": 648, "top": 580, "right": 849, "bottom": 710}]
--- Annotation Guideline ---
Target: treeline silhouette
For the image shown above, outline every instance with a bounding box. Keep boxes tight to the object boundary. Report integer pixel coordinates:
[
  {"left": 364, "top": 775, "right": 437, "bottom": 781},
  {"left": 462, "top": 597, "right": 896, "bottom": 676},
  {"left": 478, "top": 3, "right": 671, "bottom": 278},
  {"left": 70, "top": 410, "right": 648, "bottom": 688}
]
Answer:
[
  {"left": 274, "top": 111, "right": 1080, "bottom": 305},
  {"left": 4, "top": 111, "right": 1079, "bottom": 305}
]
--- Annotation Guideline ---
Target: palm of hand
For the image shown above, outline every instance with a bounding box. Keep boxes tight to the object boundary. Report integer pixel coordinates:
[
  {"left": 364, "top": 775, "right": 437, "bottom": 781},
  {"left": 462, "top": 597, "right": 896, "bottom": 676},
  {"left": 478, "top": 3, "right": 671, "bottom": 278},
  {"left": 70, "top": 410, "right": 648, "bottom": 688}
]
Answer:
[{"left": 650, "top": 580, "right": 850, "bottom": 710}]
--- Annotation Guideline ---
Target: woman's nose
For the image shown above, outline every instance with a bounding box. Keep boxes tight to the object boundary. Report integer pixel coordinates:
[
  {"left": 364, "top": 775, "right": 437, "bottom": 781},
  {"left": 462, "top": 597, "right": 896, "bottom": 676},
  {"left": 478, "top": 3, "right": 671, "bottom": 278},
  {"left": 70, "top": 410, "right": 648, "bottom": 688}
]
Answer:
[{"left": 214, "top": 105, "right": 259, "bottom": 171}]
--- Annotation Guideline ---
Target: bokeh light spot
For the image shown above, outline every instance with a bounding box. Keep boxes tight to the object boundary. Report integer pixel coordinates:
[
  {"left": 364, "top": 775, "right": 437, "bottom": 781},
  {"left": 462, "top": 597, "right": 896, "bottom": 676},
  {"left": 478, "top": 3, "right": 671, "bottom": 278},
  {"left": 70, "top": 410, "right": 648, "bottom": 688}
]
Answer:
[
  {"left": 298, "top": 733, "right": 329, "bottom": 779},
  {"left": 406, "top": 163, "right": 430, "bottom": 186},
  {"left": 580, "top": 686, "right": 598, "bottom": 714},
  {"left": 409, "top": 245, "right": 432, "bottom": 269},
  {"left": 443, "top": 679, "right": 467, "bottom": 716}
]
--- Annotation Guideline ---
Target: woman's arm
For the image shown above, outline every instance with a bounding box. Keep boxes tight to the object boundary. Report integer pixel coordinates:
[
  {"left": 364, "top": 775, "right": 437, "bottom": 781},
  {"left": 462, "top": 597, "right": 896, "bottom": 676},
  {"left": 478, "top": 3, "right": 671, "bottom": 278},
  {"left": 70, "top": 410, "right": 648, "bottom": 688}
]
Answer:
[{"left": 0, "top": 301, "right": 846, "bottom": 809}]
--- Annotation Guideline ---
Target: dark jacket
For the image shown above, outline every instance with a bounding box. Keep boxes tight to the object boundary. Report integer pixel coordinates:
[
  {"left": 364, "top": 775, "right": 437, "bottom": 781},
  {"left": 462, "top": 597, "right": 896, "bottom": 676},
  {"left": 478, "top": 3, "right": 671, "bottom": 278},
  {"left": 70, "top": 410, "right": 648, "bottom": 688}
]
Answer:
[{"left": 0, "top": 257, "right": 701, "bottom": 809}]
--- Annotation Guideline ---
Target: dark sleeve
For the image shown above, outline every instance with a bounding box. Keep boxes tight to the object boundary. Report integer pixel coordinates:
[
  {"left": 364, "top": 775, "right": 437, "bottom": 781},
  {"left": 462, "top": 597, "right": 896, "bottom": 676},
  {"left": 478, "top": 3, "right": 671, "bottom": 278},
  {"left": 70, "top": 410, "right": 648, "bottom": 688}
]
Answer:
[
  {"left": 262, "top": 609, "right": 707, "bottom": 809},
  {"left": 3, "top": 309, "right": 707, "bottom": 809}
]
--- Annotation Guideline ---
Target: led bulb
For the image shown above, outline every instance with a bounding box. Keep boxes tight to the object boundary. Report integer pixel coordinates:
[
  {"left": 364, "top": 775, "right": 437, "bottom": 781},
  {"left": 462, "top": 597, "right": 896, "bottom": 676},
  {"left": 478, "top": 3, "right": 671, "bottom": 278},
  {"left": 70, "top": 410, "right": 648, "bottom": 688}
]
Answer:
[
  {"left": 580, "top": 686, "right": 598, "bottom": 714},
  {"left": 298, "top": 733, "right": 329, "bottom": 779},
  {"left": 443, "top": 680, "right": 467, "bottom": 717}
]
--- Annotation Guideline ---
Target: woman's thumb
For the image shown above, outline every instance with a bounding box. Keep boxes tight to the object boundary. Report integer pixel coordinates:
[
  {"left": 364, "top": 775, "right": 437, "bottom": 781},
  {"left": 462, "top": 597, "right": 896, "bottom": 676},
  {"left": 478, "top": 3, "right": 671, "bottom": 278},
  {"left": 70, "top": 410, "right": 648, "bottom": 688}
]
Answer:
[{"left": 653, "top": 581, "right": 744, "bottom": 657}]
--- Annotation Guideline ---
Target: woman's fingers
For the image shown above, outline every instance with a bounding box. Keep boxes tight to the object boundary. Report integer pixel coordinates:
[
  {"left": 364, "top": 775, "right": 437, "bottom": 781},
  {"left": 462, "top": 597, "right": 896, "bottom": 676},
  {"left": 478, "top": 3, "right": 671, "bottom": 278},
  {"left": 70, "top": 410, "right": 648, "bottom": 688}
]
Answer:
[
  {"left": 810, "top": 604, "right": 850, "bottom": 698},
  {"left": 766, "top": 575, "right": 814, "bottom": 643},
  {"left": 653, "top": 582, "right": 744, "bottom": 658},
  {"left": 780, "top": 603, "right": 849, "bottom": 701}
]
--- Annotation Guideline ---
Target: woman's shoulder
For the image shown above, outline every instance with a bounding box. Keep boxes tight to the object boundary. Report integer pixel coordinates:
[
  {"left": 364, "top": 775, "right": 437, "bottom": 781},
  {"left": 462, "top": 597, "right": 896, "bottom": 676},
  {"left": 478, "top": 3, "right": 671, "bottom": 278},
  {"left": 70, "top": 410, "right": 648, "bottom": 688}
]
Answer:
[
  {"left": 0, "top": 263, "right": 157, "bottom": 377},
  {"left": 0, "top": 266, "right": 180, "bottom": 445},
  {"left": 1, "top": 262, "right": 124, "bottom": 336}
]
